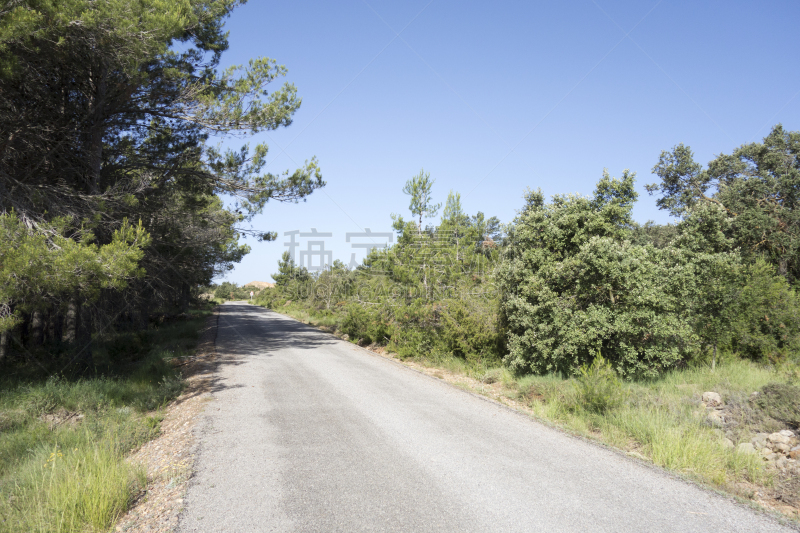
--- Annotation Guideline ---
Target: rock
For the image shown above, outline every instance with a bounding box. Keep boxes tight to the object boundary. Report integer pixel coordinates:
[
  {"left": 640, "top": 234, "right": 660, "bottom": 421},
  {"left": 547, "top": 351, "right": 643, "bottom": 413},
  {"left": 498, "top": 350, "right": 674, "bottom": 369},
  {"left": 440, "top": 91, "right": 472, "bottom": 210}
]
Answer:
[
  {"left": 763, "top": 452, "right": 779, "bottom": 462},
  {"left": 342, "top": 334, "right": 349, "bottom": 341},
  {"left": 768, "top": 432, "right": 791, "bottom": 446},
  {"left": 751, "top": 433, "right": 769, "bottom": 450},
  {"left": 737, "top": 442, "right": 757, "bottom": 454},
  {"left": 699, "top": 401, "right": 707, "bottom": 409},
  {"left": 762, "top": 447, "right": 774, "bottom": 457},
  {"left": 789, "top": 447, "right": 800, "bottom": 460},
  {"left": 707, "top": 410, "right": 725, "bottom": 426},
  {"left": 702, "top": 391, "right": 723, "bottom": 407},
  {"left": 776, "top": 456, "right": 789, "bottom": 470},
  {"left": 779, "top": 429, "right": 795, "bottom": 438},
  {"left": 771, "top": 442, "right": 791, "bottom": 454},
  {"left": 722, "top": 438, "right": 735, "bottom": 449}
]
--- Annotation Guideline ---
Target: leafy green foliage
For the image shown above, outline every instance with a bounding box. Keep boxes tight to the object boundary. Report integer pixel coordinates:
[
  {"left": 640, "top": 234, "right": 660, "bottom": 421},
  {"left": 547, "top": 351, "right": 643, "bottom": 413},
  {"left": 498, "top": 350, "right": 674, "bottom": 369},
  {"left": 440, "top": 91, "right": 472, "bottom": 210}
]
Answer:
[
  {"left": 499, "top": 171, "right": 701, "bottom": 377},
  {"left": 0, "top": 0, "right": 324, "bottom": 359},
  {"left": 0, "top": 213, "right": 149, "bottom": 333},
  {"left": 648, "top": 125, "right": 800, "bottom": 281},
  {"left": 400, "top": 169, "right": 441, "bottom": 232}
]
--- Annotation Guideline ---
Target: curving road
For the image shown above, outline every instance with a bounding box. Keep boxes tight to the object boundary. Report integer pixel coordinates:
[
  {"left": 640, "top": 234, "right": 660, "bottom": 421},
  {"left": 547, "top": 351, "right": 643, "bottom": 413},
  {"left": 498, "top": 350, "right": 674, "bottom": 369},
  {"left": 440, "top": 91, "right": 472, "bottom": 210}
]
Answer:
[{"left": 177, "top": 303, "right": 793, "bottom": 532}]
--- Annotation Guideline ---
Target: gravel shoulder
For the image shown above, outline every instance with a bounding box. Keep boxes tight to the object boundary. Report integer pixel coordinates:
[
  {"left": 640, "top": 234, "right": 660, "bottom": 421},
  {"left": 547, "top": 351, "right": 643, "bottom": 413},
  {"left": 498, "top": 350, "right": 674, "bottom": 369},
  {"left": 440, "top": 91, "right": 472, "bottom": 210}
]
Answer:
[
  {"left": 116, "top": 309, "right": 220, "bottom": 533},
  {"left": 176, "top": 303, "right": 796, "bottom": 532}
]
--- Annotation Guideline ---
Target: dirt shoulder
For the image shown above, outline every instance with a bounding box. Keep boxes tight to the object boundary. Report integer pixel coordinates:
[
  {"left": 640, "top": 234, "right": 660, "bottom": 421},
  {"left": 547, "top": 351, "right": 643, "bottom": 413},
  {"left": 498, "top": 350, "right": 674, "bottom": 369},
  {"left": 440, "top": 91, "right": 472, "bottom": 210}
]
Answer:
[{"left": 115, "top": 308, "right": 219, "bottom": 533}]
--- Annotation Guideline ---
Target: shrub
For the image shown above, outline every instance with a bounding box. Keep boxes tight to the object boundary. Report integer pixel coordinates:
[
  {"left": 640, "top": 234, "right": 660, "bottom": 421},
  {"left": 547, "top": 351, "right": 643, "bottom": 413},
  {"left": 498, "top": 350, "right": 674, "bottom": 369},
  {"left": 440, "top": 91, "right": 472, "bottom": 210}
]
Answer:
[
  {"left": 728, "top": 260, "right": 800, "bottom": 362},
  {"left": 437, "top": 296, "right": 503, "bottom": 365},
  {"left": 573, "top": 354, "right": 625, "bottom": 413},
  {"left": 340, "top": 304, "right": 390, "bottom": 345},
  {"left": 753, "top": 382, "right": 800, "bottom": 428}
]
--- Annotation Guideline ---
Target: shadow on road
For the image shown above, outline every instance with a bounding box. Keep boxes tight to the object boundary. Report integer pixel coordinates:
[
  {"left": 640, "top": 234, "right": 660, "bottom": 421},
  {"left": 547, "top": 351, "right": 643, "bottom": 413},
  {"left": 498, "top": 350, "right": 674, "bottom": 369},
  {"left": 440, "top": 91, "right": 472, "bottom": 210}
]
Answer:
[{"left": 198, "top": 303, "right": 338, "bottom": 396}]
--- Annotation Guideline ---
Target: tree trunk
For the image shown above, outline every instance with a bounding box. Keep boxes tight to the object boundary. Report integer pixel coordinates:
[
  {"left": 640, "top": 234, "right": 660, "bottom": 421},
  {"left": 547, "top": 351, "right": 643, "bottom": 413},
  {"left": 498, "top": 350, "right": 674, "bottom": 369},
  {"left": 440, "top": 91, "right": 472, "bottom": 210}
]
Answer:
[
  {"left": 712, "top": 343, "right": 717, "bottom": 372},
  {"left": 0, "top": 330, "right": 7, "bottom": 362},
  {"left": 74, "top": 304, "right": 93, "bottom": 373},
  {"left": 30, "top": 310, "right": 43, "bottom": 346},
  {"left": 63, "top": 299, "right": 78, "bottom": 344},
  {"left": 88, "top": 61, "right": 108, "bottom": 194}
]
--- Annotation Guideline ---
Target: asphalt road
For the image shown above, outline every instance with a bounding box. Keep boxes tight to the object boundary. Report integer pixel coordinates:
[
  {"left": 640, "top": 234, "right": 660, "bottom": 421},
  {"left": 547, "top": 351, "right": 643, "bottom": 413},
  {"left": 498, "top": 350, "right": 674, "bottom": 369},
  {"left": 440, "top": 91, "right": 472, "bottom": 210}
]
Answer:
[{"left": 177, "top": 303, "right": 794, "bottom": 532}]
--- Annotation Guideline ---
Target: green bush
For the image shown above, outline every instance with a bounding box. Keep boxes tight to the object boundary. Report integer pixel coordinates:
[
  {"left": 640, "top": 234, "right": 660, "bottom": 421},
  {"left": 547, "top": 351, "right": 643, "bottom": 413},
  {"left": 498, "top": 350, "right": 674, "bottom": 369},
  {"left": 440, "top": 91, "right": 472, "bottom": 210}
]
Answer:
[
  {"left": 753, "top": 382, "right": 800, "bottom": 428},
  {"left": 573, "top": 354, "right": 626, "bottom": 413},
  {"left": 341, "top": 304, "right": 390, "bottom": 345},
  {"left": 728, "top": 260, "right": 800, "bottom": 362},
  {"left": 437, "top": 296, "right": 503, "bottom": 365}
]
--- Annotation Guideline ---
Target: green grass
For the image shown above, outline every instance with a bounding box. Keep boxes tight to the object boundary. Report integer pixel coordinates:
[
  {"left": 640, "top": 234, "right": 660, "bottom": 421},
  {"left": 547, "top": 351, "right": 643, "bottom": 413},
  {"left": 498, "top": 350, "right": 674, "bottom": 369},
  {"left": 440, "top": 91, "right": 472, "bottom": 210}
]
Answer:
[
  {"left": 501, "top": 358, "right": 781, "bottom": 492},
  {"left": 0, "top": 312, "right": 209, "bottom": 533}
]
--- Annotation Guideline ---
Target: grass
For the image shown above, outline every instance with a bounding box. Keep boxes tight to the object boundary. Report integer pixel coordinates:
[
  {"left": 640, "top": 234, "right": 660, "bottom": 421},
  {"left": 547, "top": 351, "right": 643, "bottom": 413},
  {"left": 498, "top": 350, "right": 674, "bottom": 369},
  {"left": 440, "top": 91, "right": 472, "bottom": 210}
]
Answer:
[
  {"left": 492, "top": 358, "right": 780, "bottom": 490},
  {"left": 0, "top": 310, "right": 210, "bottom": 533},
  {"left": 269, "top": 299, "right": 797, "bottom": 512}
]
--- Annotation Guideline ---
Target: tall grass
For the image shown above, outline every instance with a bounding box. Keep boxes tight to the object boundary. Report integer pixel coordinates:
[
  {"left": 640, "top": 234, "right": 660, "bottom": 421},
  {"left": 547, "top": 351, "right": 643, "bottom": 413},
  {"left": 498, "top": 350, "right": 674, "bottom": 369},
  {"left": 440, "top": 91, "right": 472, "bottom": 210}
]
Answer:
[{"left": 0, "top": 312, "right": 207, "bottom": 533}]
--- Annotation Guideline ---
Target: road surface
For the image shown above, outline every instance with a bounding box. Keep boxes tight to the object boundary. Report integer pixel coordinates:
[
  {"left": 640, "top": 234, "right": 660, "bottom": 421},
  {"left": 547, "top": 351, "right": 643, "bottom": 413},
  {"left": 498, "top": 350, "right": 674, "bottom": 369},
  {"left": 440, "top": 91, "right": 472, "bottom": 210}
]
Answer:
[{"left": 177, "top": 303, "right": 793, "bottom": 532}]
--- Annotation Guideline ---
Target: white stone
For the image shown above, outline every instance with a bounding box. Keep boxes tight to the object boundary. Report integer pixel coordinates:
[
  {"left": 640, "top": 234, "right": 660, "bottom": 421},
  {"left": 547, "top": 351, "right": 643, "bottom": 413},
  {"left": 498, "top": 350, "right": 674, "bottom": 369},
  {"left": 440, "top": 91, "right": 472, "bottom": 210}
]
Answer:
[
  {"left": 752, "top": 433, "right": 769, "bottom": 450},
  {"left": 722, "top": 438, "right": 735, "bottom": 449},
  {"left": 779, "top": 429, "right": 795, "bottom": 438},
  {"left": 772, "top": 442, "right": 791, "bottom": 454},
  {"left": 768, "top": 433, "right": 791, "bottom": 445},
  {"left": 702, "top": 392, "right": 722, "bottom": 407},
  {"left": 737, "top": 442, "right": 757, "bottom": 454}
]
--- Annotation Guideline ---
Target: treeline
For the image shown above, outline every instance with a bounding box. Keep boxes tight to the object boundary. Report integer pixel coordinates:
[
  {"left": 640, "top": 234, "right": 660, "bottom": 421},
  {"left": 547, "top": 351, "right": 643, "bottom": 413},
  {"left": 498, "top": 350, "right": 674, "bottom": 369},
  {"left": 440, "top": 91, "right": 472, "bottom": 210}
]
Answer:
[
  {"left": 259, "top": 127, "right": 800, "bottom": 377},
  {"left": 0, "top": 1, "right": 323, "bottom": 368}
]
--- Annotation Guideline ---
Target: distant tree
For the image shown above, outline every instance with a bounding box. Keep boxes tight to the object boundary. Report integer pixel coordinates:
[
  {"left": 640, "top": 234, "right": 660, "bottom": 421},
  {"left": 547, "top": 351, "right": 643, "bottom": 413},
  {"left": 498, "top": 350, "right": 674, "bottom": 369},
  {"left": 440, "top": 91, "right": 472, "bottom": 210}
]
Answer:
[
  {"left": 272, "top": 251, "right": 309, "bottom": 287},
  {"left": 402, "top": 169, "right": 441, "bottom": 233},
  {"left": 648, "top": 125, "right": 800, "bottom": 281}
]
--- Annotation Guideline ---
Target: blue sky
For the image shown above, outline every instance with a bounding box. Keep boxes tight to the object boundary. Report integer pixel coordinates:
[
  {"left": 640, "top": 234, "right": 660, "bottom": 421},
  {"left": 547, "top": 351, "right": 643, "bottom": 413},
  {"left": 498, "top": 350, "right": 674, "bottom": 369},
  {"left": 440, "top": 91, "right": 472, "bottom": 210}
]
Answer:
[{"left": 216, "top": 0, "right": 800, "bottom": 284}]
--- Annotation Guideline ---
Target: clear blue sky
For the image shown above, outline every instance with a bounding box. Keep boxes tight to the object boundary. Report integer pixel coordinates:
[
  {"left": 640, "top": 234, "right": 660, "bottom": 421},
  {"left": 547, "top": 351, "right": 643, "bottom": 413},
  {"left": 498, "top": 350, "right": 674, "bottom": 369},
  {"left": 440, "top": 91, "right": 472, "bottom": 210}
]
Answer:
[{"left": 215, "top": 0, "right": 800, "bottom": 284}]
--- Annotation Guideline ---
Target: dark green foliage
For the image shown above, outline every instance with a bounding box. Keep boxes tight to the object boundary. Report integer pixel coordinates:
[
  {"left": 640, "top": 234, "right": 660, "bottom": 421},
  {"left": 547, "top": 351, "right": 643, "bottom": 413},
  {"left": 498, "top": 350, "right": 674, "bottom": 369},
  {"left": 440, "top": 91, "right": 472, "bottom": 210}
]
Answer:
[
  {"left": 629, "top": 221, "right": 678, "bottom": 249},
  {"left": 499, "top": 171, "right": 702, "bottom": 377},
  {"left": 272, "top": 251, "right": 310, "bottom": 287},
  {"left": 213, "top": 281, "right": 251, "bottom": 301},
  {"left": 648, "top": 125, "right": 800, "bottom": 282},
  {"left": 0, "top": 0, "right": 324, "bottom": 362},
  {"left": 728, "top": 260, "right": 800, "bottom": 362},
  {"left": 341, "top": 304, "right": 390, "bottom": 345},
  {"left": 753, "top": 383, "right": 800, "bottom": 428}
]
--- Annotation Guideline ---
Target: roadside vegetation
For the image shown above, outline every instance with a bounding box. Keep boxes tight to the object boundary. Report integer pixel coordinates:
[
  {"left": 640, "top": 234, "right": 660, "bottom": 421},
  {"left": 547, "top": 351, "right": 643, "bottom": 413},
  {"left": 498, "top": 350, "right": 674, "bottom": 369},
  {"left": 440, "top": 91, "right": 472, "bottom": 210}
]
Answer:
[
  {"left": 255, "top": 129, "right": 800, "bottom": 517},
  {"left": 1, "top": 3, "right": 320, "bottom": 530},
  {"left": 0, "top": 311, "right": 208, "bottom": 533}
]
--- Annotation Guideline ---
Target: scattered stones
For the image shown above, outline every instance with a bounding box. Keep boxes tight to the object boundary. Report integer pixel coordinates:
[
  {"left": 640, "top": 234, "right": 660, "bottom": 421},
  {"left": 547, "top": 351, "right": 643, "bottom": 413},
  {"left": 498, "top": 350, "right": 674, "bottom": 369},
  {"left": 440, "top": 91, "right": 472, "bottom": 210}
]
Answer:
[
  {"left": 773, "top": 442, "right": 791, "bottom": 454},
  {"left": 751, "top": 433, "right": 769, "bottom": 450},
  {"left": 702, "top": 391, "right": 723, "bottom": 407},
  {"left": 768, "top": 432, "right": 791, "bottom": 446},
  {"left": 737, "top": 442, "right": 757, "bottom": 455}
]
